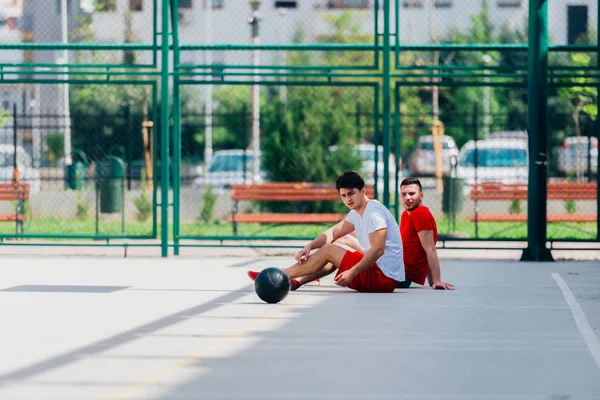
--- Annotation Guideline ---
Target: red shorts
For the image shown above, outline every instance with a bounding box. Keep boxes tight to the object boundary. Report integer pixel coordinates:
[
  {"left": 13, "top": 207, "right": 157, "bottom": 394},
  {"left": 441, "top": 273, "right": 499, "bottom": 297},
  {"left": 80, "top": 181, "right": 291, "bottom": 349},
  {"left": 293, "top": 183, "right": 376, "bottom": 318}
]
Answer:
[{"left": 335, "top": 251, "right": 397, "bottom": 293}]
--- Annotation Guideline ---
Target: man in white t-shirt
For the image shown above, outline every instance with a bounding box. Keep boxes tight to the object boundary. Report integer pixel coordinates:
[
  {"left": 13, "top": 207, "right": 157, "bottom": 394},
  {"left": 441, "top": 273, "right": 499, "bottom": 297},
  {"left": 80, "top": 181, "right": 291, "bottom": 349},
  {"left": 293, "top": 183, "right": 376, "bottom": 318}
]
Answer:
[{"left": 248, "top": 170, "right": 404, "bottom": 293}]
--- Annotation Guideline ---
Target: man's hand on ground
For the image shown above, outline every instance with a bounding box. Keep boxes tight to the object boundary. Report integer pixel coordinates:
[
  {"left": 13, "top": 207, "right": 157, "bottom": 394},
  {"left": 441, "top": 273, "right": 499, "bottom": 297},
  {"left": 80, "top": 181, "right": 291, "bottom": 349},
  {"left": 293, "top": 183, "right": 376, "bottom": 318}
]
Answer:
[
  {"left": 431, "top": 281, "right": 455, "bottom": 290},
  {"left": 334, "top": 269, "right": 356, "bottom": 287}
]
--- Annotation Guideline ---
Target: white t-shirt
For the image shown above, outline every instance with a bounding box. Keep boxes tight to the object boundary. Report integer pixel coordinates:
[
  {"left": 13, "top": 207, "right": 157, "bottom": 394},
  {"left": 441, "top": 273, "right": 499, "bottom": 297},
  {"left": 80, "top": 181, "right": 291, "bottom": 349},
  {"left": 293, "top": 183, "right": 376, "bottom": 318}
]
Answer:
[{"left": 345, "top": 200, "right": 405, "bottom": 281}]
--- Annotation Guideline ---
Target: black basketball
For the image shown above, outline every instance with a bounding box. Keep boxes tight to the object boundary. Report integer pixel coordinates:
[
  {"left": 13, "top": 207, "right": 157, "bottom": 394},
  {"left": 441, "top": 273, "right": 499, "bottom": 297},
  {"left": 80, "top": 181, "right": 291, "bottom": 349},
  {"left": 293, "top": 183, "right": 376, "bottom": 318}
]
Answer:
[{"left": 254, "top": 267, "right": 291, "bottom": 304}]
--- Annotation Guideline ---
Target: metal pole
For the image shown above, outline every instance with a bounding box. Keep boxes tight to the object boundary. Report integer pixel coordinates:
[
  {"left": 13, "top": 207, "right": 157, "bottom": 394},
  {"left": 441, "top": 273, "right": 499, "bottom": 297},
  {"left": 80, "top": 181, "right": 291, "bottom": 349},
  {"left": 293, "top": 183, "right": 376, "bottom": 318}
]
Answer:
[
  {"left": 596, "top": 116, "right": 600, "bottom": 241},
  {"left": 160, "top": 0, "right": 171, "bottom": 257},
  {"left": 204, "top": 0, "right": 213, "bottom": 173},
  {"left": 32, "top": 84, "right": 41, "bottom": 168},
  {"left": 382, "top": 0, "right": 391, "bottom": 206},
  {"left": 172, "top": 0, "right": 182, "bottom": 256},
  {"left": 61, "top": 0, "right": 72, "bottom": 166},
  {"left": 473, "top": 102, "right": 479, "bottom": 239},
  {"left": 249, "top": 1, "right": 262, "bottom": 183},
  {"left": 127, "top": 104, "right": 133, "bottom": 190},
  {"left": 95, "top": 180, "right": 99, "bottom": 235},
  {"left": 393, "top": 83, "right": 401, "bottom": 221},
  {"left": 12, "top": 104, "right": 18, "bottom": 181},
  {"left": 356, "top": 100, "right": 361, "bottom": 143},
  {"left": 482, "top": 54, "right": 491, "bottom": 138},
  {"left": 522, "top": 0, "right": 553, "bottom": 261}
]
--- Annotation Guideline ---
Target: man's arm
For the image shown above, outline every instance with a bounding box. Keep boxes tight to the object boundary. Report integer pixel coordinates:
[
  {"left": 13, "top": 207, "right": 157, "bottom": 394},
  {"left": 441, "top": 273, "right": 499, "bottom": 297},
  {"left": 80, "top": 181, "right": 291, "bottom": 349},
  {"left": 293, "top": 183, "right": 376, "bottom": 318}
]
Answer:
[
  {"left": 334, "top": 228, "right": 386, "bottom": 287},
  {"left": 296, "top": 220, "right": 355, "bottom": 264},
  {"left": 416, "top": 230, "right": 454, "bottom": 290}
]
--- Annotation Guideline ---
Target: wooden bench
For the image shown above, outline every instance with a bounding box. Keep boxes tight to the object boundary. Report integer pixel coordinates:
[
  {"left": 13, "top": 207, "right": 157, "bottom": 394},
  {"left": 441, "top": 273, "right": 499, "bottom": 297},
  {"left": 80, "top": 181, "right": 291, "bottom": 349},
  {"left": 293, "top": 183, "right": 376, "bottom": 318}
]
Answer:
[
  {"left": 0, "top": 182, "right": 30, "bottom": 234},
  {"left": 229, "top": 182, "right": 375, "bottom": 235},
  {"left": 469, "top": 182, "right": 597, "bottom": 223}
]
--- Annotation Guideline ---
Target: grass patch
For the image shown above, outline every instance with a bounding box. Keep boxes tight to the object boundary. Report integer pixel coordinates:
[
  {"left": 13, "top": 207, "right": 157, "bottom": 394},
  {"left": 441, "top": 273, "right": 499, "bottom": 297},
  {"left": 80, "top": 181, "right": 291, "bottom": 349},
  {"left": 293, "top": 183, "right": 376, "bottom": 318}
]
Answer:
[{"left": 0, "top": 217, "right": 596, "bottom": 241}]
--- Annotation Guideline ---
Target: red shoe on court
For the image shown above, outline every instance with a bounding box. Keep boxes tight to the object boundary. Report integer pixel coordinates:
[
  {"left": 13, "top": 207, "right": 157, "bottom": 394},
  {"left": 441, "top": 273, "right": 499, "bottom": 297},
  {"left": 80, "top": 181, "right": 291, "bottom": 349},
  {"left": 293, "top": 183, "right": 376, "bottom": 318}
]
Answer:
[{"left": 247, "top": 270, "right": 302, "bottom": 291}]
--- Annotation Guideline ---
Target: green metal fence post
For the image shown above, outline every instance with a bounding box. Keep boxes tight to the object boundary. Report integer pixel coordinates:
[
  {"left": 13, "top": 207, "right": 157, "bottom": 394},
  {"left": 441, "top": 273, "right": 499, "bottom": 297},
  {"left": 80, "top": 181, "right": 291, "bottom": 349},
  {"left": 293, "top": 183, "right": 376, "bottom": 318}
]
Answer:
[
  {"left": 382, "top": 0, "right": 391, "bottom": 207},
  {"left": 171, "top": 0, "right": 181, "bottom": 256},
  {"left": 160, "top": 0, "right": 171, "bottom": 257},
  {"left": 393, "top": 83, "right": 401, "bottom": 221},
  {"left": 597, "top": 8, "right": 600, "bottom": 242},
  {"left": 521, "top": 0, "right": 553, "bottom": 261}
]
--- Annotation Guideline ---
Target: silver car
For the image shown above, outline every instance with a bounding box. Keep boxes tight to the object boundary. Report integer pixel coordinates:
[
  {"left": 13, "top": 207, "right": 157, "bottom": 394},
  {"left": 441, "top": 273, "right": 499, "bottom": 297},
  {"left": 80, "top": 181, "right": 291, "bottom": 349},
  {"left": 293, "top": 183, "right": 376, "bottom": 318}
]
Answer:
[
  {"left": 192, "top": 149, "right": 265, "bottom": 189},
  {"left": 408, "top": 135, "right": 458, "bottom": 176}
]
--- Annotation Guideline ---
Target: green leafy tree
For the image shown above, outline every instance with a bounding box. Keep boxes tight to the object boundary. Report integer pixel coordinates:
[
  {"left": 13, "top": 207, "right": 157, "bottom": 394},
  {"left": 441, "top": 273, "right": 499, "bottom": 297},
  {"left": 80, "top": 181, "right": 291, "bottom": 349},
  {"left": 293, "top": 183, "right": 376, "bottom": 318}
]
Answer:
[{"left": 557, "top": 53, "right": 597, "bottom": 181}]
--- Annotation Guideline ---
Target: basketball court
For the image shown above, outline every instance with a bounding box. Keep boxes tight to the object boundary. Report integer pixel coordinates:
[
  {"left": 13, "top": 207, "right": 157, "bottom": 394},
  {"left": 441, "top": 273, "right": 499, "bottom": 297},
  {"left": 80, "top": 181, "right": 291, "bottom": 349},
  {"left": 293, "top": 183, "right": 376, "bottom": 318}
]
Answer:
[{"left": 0, "top": 253, "right": 598, "bottom": 399}]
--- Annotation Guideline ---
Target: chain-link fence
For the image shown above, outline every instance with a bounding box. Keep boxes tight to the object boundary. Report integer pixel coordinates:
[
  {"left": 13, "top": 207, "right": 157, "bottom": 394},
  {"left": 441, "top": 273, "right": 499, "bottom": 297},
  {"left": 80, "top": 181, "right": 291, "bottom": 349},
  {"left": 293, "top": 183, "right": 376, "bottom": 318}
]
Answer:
[
  {"left": 0, "top": 82, "right": 158, "bottom": 238},
  {"left": 1, "top": 0, "right": 598, "bottom": 249}
]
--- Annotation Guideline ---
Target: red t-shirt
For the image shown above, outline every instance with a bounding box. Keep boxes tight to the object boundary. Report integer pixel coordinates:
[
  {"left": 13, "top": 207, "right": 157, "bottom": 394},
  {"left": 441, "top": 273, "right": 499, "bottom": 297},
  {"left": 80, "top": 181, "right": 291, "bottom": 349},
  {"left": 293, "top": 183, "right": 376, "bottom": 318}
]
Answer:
[{"left": 400, "top": 206, "right": 438, "bottom": 285}]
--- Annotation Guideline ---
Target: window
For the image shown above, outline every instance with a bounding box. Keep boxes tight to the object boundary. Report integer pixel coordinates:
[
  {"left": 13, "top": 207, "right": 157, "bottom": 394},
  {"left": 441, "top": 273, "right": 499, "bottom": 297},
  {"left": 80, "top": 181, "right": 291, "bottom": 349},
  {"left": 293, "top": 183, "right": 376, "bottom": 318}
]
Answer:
[
  {"left": 459, "top": 148, "right": 527, "bottom": 168},
  {"left": 435, "top": 0, "right": 452, "bottom": 8},
  {"left": 568, "top": 5, "right": 588, "bottom": 44},
  {"left": 328, "top": 0, "right": 368, "bottom": 9},
  {"left": 275, "top": 0, "right": 296, "bottom": 9},
  {"left": 402, "top": 0, "right": 423, "bottom": 8},
  {"left": 179, "top": 0, "right": 192, "bottom": 8},
  {"left": 212, "top": 0, "right": 223, "bottom": 8},
  {"left": 497, "top": 0, "right": 522, "bottom": 8},
  {"left": 130, "top": 0, "right": 142, "bottom": 11}
]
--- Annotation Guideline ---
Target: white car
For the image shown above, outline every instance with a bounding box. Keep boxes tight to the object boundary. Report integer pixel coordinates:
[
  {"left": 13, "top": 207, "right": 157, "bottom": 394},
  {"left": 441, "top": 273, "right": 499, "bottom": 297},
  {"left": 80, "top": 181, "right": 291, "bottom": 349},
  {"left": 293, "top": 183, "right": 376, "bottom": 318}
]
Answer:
[
  {"left": 0, "top": 144, "right": 41, "bottom": 192},
  {"left": 192, "top": 149, "right": 264, "bottom": 189},
  {"left": 408, "top": 135, "right": 459, "bottom": 176},
  {"left": 456, "top": 138, "right": 528, "bottom": 187},
  {"left": 557, "top": 136, "right": 598, "bottom": 177}
]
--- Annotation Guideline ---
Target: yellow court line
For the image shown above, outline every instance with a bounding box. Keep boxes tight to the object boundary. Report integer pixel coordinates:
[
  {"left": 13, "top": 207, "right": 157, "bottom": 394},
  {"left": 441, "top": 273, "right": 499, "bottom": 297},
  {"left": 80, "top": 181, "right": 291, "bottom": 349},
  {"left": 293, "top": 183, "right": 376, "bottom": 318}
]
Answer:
[{"left": 106, "top": 303, "right": 293, "bottom": 400}]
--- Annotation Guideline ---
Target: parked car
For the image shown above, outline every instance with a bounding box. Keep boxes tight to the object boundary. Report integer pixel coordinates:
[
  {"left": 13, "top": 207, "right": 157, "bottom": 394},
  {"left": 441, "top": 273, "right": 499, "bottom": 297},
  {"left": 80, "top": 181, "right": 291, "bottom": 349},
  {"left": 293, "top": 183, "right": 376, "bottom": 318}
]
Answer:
[
  {"left": 488, "top": 130, "right": 528, "bottom": 140},
  {"left": 408, "top": 135, "right": 458, "bottom": 176},
  {"left": 0, "top": 144, "right": 41, "bottom": 192},
  {"left": 192, "top": 149, "right": 265, "bottom": 189},
  {"left": 329, "top": 143, "right": 399, "bottom": 186},
  {"left": 456, "top": 138, "right": 528, "bottom": 187},
  {"left": 557, "top": 136, "right": 598, "bottom": 177}
]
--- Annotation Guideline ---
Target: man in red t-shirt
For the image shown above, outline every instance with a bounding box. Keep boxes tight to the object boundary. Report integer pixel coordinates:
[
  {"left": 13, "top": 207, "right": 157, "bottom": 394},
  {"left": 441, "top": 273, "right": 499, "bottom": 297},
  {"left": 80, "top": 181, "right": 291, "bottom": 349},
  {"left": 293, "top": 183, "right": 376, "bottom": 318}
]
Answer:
[{"left": 398, "top": 178, "right": 454, "bottom": 290}]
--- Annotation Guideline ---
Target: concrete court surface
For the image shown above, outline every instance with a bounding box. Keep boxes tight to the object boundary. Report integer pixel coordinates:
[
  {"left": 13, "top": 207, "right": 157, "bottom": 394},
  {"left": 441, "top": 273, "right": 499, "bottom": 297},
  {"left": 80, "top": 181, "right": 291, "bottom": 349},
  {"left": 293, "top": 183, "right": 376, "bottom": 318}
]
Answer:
[{"left": 0, "top": 255, "right": 599, "bottom": 400}]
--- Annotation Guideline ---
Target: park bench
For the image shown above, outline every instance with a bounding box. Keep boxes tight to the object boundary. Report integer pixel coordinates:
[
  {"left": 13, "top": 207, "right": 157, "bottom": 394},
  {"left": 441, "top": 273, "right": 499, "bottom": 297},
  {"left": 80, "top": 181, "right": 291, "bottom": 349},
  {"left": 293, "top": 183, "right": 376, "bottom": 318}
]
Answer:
[
  {"left": 229, "top": 182, "right": 375, "bottom": 235},
  {"left": 0, "top": 182, "right": 30, "bottom": 234},
  {"left": 469, "top": 182, "right": 597, "bottom": 223}
]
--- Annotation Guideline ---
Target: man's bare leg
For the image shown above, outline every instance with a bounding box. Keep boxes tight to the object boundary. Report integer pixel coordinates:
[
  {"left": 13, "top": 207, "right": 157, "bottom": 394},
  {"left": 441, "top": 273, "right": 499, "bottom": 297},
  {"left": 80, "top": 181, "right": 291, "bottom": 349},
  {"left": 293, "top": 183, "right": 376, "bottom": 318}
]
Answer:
[
  {"left": 296, "top": 263, "right": 337, "bottom": 286},
  {"left": 284, "top": 244, "right": 347, "bottom": 280},
  {"left": 296, "top": 234, "right": 364, "bottom": 285},
  {"left": 334, "top": 232, "right": 364, "bottom": 253}
]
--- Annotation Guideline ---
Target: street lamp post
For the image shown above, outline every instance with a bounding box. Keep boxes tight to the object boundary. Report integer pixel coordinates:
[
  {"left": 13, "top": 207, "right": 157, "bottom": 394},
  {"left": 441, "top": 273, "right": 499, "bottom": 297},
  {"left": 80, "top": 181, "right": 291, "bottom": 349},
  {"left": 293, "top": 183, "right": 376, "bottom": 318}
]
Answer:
[
  {"left": 482, "top": 54, "right": 492, "bottom": 138},
  {"left": 249, "top": 0, "right": 262, "bottom": 183}
]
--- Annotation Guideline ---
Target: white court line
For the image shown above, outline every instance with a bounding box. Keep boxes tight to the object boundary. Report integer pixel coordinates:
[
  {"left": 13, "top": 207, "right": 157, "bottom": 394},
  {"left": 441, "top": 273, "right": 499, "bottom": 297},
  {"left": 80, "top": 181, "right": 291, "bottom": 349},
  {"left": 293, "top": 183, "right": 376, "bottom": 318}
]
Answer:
[{"left": 552, "top": 272, "right": 600, "bottom": 373}]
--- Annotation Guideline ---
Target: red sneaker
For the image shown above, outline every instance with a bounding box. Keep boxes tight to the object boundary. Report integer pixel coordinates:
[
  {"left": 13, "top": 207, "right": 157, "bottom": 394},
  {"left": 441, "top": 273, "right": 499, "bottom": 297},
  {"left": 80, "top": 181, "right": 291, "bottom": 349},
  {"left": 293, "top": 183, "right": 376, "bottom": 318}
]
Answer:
[
  {"left": 247, "top": 270, "right": 259, "bottom": 281},
  {"left": 290, "top": 278, "right": 302, "bottom": 291}
]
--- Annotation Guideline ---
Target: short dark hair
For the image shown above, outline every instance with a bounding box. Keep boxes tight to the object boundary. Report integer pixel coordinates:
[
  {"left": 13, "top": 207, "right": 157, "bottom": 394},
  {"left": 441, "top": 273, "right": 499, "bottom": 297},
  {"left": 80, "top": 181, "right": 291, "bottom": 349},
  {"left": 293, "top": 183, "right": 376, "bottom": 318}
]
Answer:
[
  {"left": 400, "top": 177, "right": 422, "bottom": 192},
  {"left": 336, "top": 170, "right": 365, "bottom": 191}
]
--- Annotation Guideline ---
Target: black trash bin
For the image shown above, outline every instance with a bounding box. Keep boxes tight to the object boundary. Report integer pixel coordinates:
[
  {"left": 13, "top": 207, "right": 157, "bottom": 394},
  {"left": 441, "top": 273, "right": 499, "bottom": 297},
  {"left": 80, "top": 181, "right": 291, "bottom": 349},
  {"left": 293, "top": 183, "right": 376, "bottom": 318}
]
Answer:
[
  {"left": 442, "top": 176, "right": 465, "bottom": 214},
  {"left": 97, "top": 156, "right": 125, "bottom": 213}
]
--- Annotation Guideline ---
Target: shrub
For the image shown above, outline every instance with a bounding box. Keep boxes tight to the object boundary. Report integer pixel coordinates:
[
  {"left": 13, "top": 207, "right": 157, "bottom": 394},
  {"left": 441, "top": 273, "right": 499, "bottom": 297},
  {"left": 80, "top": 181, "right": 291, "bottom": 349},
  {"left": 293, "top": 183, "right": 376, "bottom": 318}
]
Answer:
[{"left": 200, "top": 186, "right": 217, "bottom": 223}]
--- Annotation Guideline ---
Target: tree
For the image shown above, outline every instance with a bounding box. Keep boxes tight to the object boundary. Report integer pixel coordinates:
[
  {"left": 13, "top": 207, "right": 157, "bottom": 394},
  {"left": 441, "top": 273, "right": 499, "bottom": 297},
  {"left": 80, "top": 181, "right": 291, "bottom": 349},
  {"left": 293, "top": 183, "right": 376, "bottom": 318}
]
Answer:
[{"left": 557, "top": 53, "right": 598, "bottom": 181}]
